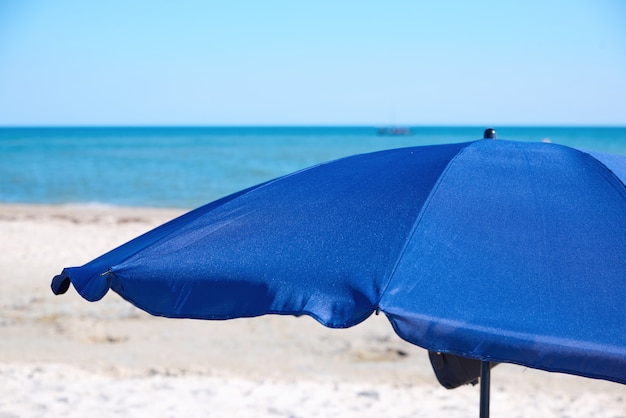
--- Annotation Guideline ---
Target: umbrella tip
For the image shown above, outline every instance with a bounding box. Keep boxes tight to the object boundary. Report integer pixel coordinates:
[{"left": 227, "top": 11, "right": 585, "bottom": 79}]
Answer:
[
  {"left": 483, "top": 128, "right": 497, "bottom": 139},
  {"left": 51, "top": 273, "right": 71, "bottom": 295}
]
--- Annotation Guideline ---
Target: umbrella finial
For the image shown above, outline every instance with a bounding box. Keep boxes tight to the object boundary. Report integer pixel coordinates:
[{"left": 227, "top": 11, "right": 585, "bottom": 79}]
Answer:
[{"left": 483, "top": 128, "right": 496, "bottom": 139}]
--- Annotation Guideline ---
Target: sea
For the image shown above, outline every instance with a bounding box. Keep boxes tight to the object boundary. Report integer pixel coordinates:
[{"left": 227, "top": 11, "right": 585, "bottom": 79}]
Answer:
[{"left": 1, "top": 126, "right": 625, "bottom": 209}]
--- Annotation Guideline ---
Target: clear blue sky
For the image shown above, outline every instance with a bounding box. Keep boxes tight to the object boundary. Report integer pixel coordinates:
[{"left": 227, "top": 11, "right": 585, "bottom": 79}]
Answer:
[{"left": 1, "top": 1, "right": 625, "bottom": 126}]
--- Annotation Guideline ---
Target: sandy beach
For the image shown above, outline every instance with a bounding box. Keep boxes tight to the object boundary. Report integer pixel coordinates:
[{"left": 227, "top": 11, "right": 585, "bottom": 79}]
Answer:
[{"left": 0, "top": 203, "right": 623, "bottom": 417}]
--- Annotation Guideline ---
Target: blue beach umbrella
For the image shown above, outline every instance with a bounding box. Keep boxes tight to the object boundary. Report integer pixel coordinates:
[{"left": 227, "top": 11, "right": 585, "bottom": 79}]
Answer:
[{"left": 52, "top": 130, "right": 626, "bottom": 417}]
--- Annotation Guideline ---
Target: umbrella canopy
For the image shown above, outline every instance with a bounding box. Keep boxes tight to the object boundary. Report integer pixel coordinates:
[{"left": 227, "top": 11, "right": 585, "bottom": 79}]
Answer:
[{"left": 52, "top": 138, "right": 626, "bottom": 387}]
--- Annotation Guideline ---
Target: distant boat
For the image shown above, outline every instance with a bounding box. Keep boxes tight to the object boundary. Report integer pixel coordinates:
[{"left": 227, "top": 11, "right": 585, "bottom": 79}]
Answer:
[{"left": 377, "top": 127, "right": 412, "bottom": 136}]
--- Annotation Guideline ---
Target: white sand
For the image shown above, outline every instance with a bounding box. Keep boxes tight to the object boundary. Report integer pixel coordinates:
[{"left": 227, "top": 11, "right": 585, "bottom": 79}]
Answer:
[{"left": 0, "top": 203, "right": 624, "bottom": 417}]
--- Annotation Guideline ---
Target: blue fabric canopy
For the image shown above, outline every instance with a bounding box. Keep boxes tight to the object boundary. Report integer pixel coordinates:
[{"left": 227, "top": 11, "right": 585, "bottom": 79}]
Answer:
[{"left": 52, "top": 139, "right": 626, "bottom": 385}]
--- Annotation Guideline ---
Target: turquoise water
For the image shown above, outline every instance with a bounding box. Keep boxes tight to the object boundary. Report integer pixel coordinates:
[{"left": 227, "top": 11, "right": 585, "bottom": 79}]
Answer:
[{"left": 1, "top": 126, "right": 625, "bottom": 209}]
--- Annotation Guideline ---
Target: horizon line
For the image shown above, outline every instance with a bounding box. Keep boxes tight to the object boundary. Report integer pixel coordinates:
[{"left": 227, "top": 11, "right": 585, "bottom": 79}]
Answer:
[{"left": 1, "top": 124, "right": 626, "bottom": 129}]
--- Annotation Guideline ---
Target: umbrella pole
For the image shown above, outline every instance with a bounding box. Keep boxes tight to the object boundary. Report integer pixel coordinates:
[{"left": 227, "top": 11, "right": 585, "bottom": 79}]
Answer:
[{"left": 479, "top": 361, "right": 491, "bottom": 418}]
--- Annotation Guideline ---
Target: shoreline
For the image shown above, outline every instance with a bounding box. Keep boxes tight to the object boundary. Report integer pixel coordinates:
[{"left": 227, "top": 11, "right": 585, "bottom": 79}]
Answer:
[
  {"left": 0, "top": 201, "right": 187, "bottom": 220},
  {"left": 1, "top": 203, "right": 624, "bottom": 417}
]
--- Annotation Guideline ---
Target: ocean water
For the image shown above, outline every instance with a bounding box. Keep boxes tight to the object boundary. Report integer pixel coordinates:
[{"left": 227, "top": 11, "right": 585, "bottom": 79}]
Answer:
[{"left": 1, "top": 126, "right": 625, "bottom": 209}]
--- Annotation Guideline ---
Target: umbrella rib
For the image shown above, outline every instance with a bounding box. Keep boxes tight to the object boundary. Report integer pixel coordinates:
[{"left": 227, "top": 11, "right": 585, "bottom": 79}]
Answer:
[
  {"left": 377, "top": 141, "right": 476, "bottom": 306},
  {"left": 582, "top": 149, "right": 626, "bottom": 190}
]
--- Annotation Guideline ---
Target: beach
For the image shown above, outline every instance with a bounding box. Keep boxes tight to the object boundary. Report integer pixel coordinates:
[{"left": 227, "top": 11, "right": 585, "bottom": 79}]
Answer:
[{"left": 1, "top": 203, "right": 624, "bottom": 417}]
